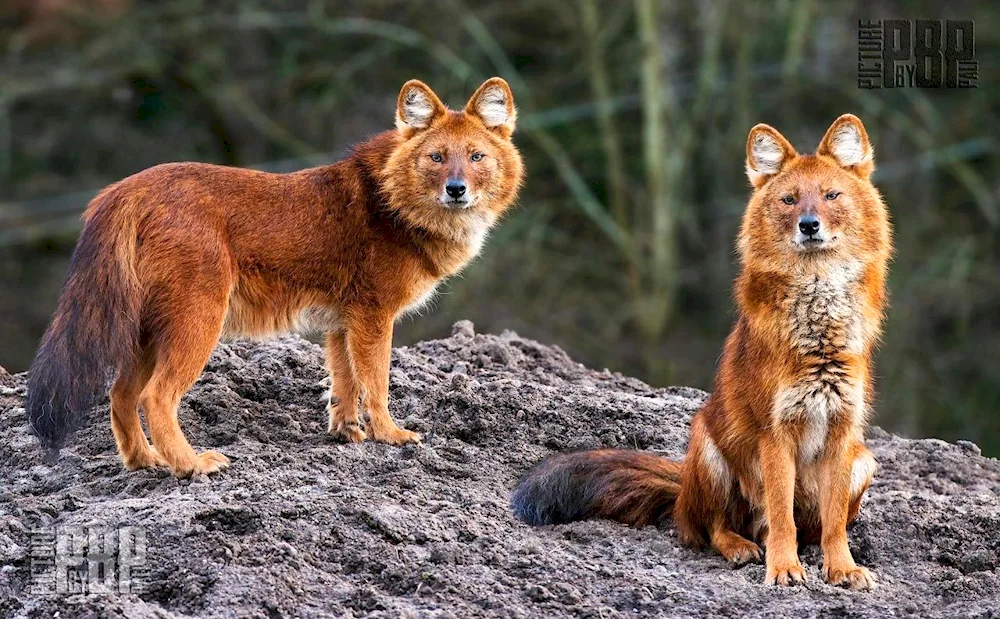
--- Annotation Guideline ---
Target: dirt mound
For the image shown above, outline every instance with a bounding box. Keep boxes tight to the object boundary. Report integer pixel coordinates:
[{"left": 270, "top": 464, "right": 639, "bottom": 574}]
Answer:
[{"left": 1, "top": 322, "right": 999, "bottom": 618}]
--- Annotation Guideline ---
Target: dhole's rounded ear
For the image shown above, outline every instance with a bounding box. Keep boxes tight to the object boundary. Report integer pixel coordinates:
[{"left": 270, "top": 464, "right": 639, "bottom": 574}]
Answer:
[
  {"left": 396, "top": 80, "right": 447, "bottom": 136},
  {"left": 746, "top": 124, "right": 797, "bottom": 189},
  {"left": 464, "top": 77, "right": 517, "bottom": 138},
  {"left": 817, "top": 114, "right": 874, "bottom": 179}
]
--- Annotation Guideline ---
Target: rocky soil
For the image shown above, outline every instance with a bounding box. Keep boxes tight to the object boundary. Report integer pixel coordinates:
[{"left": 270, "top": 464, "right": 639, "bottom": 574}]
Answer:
[{"left": 1, "top": 322, "right": 999, "bottom": 618}]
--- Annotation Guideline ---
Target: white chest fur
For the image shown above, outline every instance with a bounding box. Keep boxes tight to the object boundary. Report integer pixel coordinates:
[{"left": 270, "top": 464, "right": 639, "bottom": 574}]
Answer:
[
  {"left": 773, "top": 262, "right": 866, "bottom": 462},
  {"left": 786, "top": 262, "right": 865, "bottom": 357},
  {"left": 452, "top": 211, "right": 493, "bottom": 264},
  {"left": 464, "top": 215, "right": 491, "bottom": 258},
  {"left": 401, "top": 212, "right": 493, "bottom": 318}
]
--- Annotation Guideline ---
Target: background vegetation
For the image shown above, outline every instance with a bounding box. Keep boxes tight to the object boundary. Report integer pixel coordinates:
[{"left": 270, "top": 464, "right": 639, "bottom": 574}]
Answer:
[{"left": 1, "top": 0, "right": 997, "bottom": 454}]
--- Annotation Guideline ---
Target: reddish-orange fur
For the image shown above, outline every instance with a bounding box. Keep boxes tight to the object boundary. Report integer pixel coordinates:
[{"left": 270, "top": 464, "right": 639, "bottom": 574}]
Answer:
[
  {"left": 26, "top": 78, "right": 524, "bottom": 478},
  {"left": 514, "top": 115, "right": 890, "bottom": 591}
]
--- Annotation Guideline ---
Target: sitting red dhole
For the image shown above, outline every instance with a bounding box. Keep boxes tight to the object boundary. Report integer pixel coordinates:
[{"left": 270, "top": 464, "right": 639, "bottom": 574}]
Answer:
[{"left": 513, "top": 114, "right": 891, "bottom": 590}]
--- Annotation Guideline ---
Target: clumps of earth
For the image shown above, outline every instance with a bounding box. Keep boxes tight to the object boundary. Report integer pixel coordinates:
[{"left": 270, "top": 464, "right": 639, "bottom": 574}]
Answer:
[{"left": 1, "top": 322, "right": 999, "bottom": 618}]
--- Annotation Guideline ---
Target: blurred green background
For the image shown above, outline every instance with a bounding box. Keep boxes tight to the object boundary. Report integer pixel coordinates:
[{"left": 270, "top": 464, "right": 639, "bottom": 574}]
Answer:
[{"left": 1, "top": 1, "right": 997, "bottom": 454}]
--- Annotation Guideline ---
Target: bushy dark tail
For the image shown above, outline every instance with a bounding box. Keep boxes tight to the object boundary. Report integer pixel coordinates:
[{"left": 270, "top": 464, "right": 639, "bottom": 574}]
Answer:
[
  {"left": 26, "top": 186, "right": 142, "bottom": 453},
  {"left": 511, "top": 449, "right": 682, "bottom": 527}
]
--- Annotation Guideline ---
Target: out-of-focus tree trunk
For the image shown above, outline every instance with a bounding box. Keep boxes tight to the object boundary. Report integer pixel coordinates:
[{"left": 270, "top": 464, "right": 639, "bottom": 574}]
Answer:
[
  {"left": 579, "top": 0, "right": 628, "bottom": 230},
  {"left": 634, "top": 0, "right": 677, "bottom": 344},
  {"left": 781, "top": 0, "right": 813, "bottom": 85}
]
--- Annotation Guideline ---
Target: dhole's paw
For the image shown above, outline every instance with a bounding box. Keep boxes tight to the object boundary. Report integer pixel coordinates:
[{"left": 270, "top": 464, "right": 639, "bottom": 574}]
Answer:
[
  {"left": 173, "top": 450, "right": 230, "bottom": 478},
  {"left": 720, "top": 539, "right": 763, "bottom": 565},
  {"left": 122, "top": 446, "right": 169, "bottom": 471},
  {"left": 371, "top": 427, "right": 422, "bottom": 446},
  {"left": 330, "top": 421, "right": 367, "bottom": 443},
  {"left": 823, "top": 564, "right": 875, "bottom": 590},
  {"left": 146, "top": 446, "right": 169, "bottom": 468},
  {"left": 194, "top": 450, "right": 231, "bottom": 475},
  {"left": 765, "top": 561, "right": 806, "bottom": 586}
]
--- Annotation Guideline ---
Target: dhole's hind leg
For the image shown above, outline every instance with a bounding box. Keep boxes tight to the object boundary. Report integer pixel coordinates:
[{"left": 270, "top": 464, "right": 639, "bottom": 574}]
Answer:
[
  {"left": 110, "top": 345, "right": 166, "bottom": 470},
  {"left": 709, "top": 515, "right": 762, "bottom": 565},
  {"left": 325, "top": 330, "right": 364, "bottom": 443},
  {"left": 141, "top": 292, "right": 230, "bottom": 478},
  {"left": 682, "top": 418, "right": 762, "bottom": 565},
  {"left": 847, "top": 445, "right": 876, "bottom": 524}
]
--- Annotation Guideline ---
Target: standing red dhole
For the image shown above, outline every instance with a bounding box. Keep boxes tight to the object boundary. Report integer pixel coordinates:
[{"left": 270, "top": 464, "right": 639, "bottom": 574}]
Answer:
[
  {"left": 513, "top": 115, "right": 891, "bottom": 590},
  {"left": 27, "top": 78, "right": 524, "bottom": 478}
]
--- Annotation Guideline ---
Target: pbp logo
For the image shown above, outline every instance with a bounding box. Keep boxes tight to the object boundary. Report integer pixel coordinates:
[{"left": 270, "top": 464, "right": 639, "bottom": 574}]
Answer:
[{"left": 858, "top": 20, "right": 977, "bottom": 89}]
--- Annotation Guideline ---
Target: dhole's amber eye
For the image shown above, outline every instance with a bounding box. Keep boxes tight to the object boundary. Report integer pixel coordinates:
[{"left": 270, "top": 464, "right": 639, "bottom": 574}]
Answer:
[
  {"left": 430, "top": 152, "right": 444, "bottom": 163},
  {"left": 825, "top": 191, "right": 841, "bottom": 201},
  {"left": 781, "top": 195, "right": 796, "bottom": 205},
  {"left": 470, "top": 152, "right": 484, "bottom": 162}
]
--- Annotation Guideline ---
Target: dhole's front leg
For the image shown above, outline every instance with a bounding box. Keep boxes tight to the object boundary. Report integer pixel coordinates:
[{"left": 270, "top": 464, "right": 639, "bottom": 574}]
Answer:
[
  {"left": 345, "top": 314, "right": 421, "bottom": 446},
  {"left": 760, "top": 432, "right": 805, "bottom": 585},
  {"left": 818, "top": 426, "right": 876, "bottom": 590},
  {"left": 325, "top": 330, "right": 365, "bottom": 443}
]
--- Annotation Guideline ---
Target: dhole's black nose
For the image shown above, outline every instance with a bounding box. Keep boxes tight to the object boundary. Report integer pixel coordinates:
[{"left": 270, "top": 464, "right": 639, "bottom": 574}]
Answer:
[
  {"left": 445, "top": 180, "right": 466, "bottom": 199},
  {"left": 798, "top": 214, "right": 820, "bottom": 236}
]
